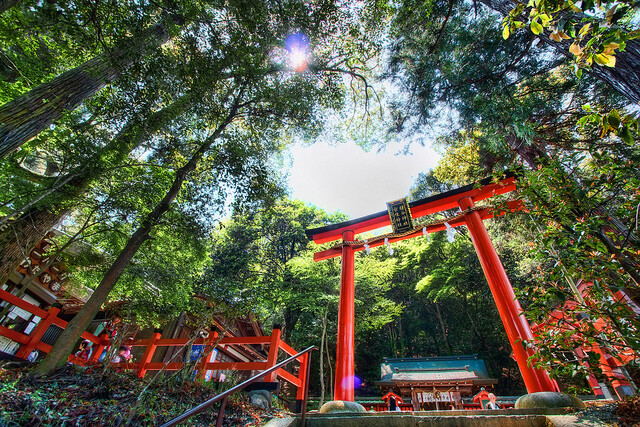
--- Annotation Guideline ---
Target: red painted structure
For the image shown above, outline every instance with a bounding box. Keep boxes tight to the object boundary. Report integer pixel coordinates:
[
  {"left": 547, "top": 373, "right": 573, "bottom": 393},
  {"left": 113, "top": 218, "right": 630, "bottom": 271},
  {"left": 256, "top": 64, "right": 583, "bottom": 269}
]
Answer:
[
  {"left": 534, "top": 279, "right": 639, "bottom": 399},
  {"left": 359, "top": 401, "right": 515, "bottom": 412},
  {"left": 0, "top": 288, "right": 309, "bottom": 399},
  {"left": 305, "top": 172, "right": 559, "bottom": 401}
]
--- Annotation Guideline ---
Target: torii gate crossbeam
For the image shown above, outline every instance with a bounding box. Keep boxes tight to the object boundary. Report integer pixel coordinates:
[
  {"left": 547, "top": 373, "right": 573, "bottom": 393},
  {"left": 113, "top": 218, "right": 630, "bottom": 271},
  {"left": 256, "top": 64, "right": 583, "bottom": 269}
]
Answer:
[{"left": 305, "top": 172, "right": 559, "bottom": 402}]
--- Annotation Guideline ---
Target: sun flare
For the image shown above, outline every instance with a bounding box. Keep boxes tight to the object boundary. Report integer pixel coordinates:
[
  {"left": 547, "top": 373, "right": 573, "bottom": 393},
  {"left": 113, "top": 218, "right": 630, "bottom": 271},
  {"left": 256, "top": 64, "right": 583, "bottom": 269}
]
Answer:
[{"left": 285, "top": 33, "right": 310, "bottom": 72}]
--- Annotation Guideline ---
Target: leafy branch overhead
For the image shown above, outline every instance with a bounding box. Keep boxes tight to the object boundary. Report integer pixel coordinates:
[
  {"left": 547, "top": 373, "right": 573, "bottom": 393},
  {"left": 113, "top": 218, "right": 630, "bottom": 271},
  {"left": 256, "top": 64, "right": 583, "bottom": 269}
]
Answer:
[{"left": 502, "top": 0, "right": 640, "bottom": 71}]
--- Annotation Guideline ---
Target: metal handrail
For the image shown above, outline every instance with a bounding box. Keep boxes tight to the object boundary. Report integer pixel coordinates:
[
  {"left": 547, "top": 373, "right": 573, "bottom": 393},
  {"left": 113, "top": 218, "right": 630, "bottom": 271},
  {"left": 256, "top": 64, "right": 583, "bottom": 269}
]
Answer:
[{"left": 160, "top": 345, "right": 316, "bottom": 427}]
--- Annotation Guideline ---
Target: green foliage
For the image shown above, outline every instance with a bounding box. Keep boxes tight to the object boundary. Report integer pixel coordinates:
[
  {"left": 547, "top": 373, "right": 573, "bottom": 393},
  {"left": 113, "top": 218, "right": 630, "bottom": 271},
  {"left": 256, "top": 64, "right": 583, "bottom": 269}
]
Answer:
[
  {"left": 502, "top": 0, "right": 639, "bottom": 72},
  {"left": 517, "top": 151, "right": 640, "bottom": 376},
  {"left": 0, "top": 0, "right": 384, "bottom": 342},
  {"left": 2, "top": 0, "right": 637, "bottom": 395},
  {"left": 201, "top": 198, "right": 406, "bottom": 393},
  {"left": 201, "top": 198, "right": 404, "bottom": 337}
]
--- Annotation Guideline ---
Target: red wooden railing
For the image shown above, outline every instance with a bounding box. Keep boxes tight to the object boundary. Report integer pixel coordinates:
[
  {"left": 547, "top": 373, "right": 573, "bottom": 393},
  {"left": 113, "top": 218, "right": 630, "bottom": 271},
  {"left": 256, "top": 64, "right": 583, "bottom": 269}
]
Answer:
[
  {"left": 359, "top": 402, "right": 515, "bottom": 411},
  {"left": 0, "top": 288, "right": 308, "bottom": 396},
  {"left": 161, "top": 346, "right": 316, "bottom": 427},
  {"left": 360, "top": 403, "right": 413, "bottom": 412},
  {"left": 0, "top": 288, "right": 104, "bottom": 360}
]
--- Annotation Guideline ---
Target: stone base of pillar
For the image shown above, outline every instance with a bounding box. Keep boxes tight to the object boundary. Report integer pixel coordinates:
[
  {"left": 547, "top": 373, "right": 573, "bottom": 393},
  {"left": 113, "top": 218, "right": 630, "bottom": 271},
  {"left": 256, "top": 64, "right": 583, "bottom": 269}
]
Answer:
[
  {"left": 319, "top": 400, "right": 366, "bottom": 414},
  {"left": 514, "top": 392, "right": 585, "bottom": 410}
]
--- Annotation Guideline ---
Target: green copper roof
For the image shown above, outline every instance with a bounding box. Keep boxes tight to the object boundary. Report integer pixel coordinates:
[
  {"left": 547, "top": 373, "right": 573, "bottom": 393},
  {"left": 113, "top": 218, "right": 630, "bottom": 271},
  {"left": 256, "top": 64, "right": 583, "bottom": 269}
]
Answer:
[{"left": 380, "top": 355, "right": 491, "bottom": 382}]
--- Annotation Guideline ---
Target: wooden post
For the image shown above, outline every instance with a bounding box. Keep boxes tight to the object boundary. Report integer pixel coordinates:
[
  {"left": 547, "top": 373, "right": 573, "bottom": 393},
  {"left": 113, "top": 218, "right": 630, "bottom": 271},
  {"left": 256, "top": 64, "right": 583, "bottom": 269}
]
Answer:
[
  {"left": 411, "top": 388, "right": 419, "bottom": 411},
  {"left": 15, "top": 306, "right": 60, "bottom": 359},
  {"left": 296, "top": 351, "right": 310, "bottom": 400},
  {"left": 265, "top": 327, "right": 281, "bottom": 381},
  {"left": 216, "top": 396, "right": 227, "bottom": 427},
  {"left": 458, "top": 196, "right": 557, "bottom": 393},
  {"left": 138, "top": 332, "right": 161, "bottom": 378},
  {"left": 334, "top": 230, "right": 356, "bottom": 402},
  {"left": 300, "top": 350, "right": 313, "bottom": 424}
]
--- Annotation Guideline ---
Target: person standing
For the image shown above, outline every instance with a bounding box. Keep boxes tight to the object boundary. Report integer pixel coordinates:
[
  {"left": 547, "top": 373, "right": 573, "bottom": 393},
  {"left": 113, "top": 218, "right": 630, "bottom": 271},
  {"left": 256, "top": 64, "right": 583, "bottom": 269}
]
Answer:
[
  {"left": 388, "top": 395, "right": 397, "bottom": 411},
  {"left": 485, "top": 393, "right": 501, "bottom": 409}
]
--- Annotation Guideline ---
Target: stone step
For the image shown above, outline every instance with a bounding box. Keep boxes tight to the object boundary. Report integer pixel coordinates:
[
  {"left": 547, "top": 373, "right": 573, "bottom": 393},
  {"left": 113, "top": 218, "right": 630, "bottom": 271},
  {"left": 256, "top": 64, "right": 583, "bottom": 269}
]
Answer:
[{"left": 264, "top": 408, "right": 593, "bottom": 427}]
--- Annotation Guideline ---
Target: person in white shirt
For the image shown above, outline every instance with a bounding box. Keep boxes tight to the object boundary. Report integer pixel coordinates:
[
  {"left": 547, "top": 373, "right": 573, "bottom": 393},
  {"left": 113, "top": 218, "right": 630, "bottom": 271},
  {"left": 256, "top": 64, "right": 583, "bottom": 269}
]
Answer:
[{"left": 485, "top": 393, "right": 501, "bottom": 410}]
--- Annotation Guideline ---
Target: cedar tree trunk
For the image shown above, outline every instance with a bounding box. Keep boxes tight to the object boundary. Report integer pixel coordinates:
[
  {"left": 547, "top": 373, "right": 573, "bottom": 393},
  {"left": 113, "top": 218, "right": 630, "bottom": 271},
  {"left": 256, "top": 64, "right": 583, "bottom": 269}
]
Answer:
[{"left": 0, "top": 22, "right": 171, "bottom": 157}]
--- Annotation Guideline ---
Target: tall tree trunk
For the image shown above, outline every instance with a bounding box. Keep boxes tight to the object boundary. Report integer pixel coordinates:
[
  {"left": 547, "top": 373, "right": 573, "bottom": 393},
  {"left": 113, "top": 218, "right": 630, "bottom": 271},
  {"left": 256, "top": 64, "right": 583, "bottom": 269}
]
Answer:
[
  {"left": 481, "top": 0, "right": 640, "bottom": 104},
  {"left": 325, "top": 328, "right": 333, "bottom": 400},
  {"left": 0, "top": 22, "right": 172, "bottom": 157},
  {"left": 397, "top": 315, "right": 406, "bottom": 355},
  {"left": 460, "top": 290, "right": 488, "bottom": 350},
  {"left": 432, "top": 302, "right": 453, "bottom": 355},
  {"left": 283, "top": 306, "right": 300, "bottom": 344},
  {"left": 32, "top": 96, "right": 240, "bottom": 375},
  {"left": 0, "top": 96, "right": 190, "bottom": 287}
]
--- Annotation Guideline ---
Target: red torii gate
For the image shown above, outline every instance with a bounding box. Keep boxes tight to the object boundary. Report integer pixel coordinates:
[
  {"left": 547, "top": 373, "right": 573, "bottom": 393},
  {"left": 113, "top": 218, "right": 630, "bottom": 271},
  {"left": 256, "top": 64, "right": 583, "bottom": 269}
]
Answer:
[{"left": 305, "top": 172, "right": 559, "bottom": 402}]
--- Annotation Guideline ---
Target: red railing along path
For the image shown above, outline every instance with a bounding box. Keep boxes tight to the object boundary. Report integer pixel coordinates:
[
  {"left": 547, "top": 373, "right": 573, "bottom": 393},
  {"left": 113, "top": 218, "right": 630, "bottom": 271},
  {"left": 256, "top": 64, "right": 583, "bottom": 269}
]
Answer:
[{"left": 0, "top": 288, "right": 308, "bottom": 396}]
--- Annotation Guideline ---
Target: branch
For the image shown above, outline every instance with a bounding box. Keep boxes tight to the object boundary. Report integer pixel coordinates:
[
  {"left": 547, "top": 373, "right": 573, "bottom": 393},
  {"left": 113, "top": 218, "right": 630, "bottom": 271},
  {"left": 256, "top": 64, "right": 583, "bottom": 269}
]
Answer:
[{"left": 429, "top": 0, "right": 456, "bottom": 54}]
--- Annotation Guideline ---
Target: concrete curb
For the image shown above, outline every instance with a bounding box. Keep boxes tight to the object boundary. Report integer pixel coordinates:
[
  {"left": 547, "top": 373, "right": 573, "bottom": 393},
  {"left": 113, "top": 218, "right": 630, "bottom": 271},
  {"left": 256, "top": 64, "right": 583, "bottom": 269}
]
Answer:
[{"left": 263, "top": 407, "right": 584, "bottom": 427}]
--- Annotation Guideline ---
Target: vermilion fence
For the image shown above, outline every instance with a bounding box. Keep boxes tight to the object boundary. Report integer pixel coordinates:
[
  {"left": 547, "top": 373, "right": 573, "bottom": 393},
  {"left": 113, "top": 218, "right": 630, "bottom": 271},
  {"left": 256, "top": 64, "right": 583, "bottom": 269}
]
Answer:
[
  {"left": 360, "top": 403, "right": 413, "bottom": 412},
  {"left": 360, "top": 402, "right": 515, "bottom": 412},
  {"left": 0, "top": 288, "right": 309, "bottom": 399}
]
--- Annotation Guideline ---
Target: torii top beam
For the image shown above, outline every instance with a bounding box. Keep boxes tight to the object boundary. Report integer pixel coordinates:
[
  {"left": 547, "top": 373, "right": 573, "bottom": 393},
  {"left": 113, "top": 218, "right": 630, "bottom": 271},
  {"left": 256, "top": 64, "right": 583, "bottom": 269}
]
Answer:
[{"left": 305, "top": 171, "right": 518, "bottom": 246}]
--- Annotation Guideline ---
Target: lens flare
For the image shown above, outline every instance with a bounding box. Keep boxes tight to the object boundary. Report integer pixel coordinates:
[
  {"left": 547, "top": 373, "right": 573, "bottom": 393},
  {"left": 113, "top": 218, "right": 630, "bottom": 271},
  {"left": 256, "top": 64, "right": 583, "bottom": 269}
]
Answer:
[
  {"left": 340, "top": 375, "right": 362, "bottom": 389},
  {"left": 285, "top": 33, "right": 309, "bottom": 72},
  {"left": 354, "top": 376, "right": 362, "bottom": 389}
]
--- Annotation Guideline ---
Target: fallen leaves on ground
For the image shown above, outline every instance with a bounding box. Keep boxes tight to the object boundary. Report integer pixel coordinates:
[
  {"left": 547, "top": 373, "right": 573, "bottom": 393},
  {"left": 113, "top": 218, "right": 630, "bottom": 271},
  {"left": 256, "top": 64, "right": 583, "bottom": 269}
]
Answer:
[{"left": 0, "top": 363, "right": 292, "bottom": 426}]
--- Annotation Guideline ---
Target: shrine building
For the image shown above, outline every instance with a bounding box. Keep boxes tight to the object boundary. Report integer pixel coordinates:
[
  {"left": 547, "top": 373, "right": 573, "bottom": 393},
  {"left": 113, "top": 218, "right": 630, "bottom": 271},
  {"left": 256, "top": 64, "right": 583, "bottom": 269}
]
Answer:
[{"left": 375, "top": 355, "right": 498, "bottom": 410}]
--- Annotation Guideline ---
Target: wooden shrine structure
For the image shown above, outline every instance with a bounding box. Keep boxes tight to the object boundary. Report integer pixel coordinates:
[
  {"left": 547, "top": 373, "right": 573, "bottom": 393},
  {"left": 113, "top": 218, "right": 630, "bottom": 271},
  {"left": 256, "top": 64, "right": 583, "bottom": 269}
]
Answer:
[
  {"left": 375, "top": 355, "right": 498, "bottom": 410},
  {"left": 0, "top": 286, "right": 309, "bottom": 402},
  {"left": 305, "top": 172, "right": 559, "bottom": 402}
]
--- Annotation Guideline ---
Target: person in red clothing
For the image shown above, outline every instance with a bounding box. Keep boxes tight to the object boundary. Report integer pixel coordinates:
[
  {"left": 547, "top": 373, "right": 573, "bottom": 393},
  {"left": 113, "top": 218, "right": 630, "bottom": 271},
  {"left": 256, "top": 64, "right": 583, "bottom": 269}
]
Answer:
[
  {"left": 97, "top": 315, "right": 122, "bottom": 362},
  {"left": 104, "top": 315, "right": 122, "bottom": 340},
  {"left": 74, "top": 340, "right": 92, "bottom": 360}
]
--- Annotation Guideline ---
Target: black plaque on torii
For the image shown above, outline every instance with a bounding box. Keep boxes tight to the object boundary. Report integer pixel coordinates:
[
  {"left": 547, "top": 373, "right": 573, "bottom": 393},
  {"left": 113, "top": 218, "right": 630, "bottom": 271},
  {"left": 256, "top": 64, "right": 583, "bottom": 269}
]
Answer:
[{"left": 386, "top": 198, "right": 413, "bottom": 234}]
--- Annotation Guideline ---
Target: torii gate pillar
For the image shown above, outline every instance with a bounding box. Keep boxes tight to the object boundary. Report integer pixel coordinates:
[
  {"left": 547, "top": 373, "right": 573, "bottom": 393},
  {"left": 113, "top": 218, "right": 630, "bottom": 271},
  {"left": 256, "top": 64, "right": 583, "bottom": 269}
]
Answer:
[
  {"left": 334, "top": 230, "right": 356, "bottom": 401},
  {"left": 459, "top": 196, "right": 558, "bottom": 393}
]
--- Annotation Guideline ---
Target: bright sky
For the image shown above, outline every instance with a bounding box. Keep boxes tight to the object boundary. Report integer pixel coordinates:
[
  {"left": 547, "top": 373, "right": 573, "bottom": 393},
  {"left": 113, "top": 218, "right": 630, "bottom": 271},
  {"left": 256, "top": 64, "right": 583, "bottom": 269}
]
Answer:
[{"left": 286, "top": 140, "right": 441, "bottom": 219}]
